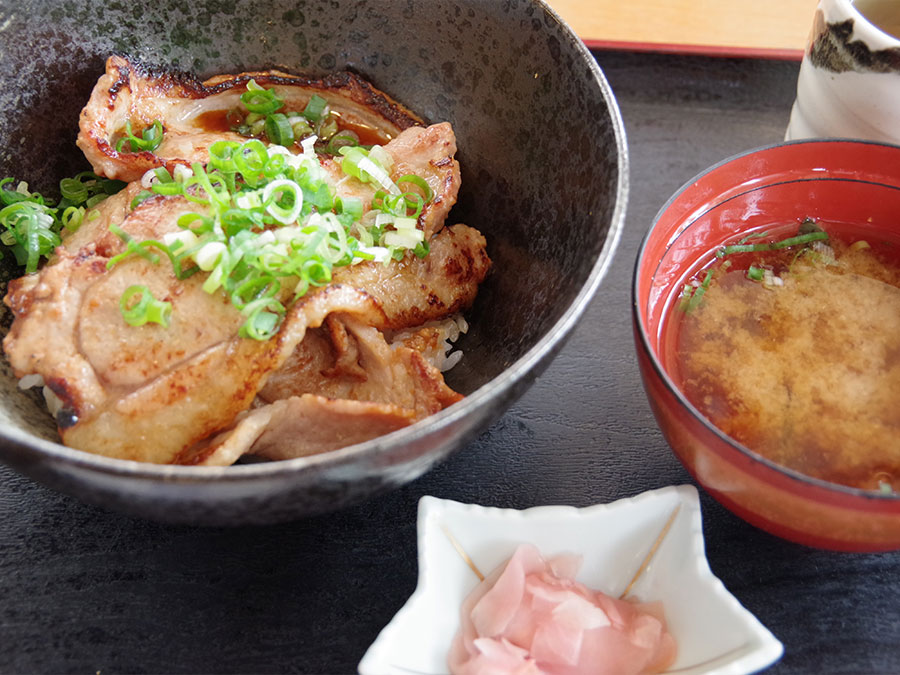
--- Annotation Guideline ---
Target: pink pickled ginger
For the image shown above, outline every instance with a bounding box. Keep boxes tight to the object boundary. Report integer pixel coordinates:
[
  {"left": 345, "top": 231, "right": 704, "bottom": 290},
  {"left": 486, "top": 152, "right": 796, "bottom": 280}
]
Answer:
[{"left": 448, "top": 544, "right": 676, "bottom": 675}]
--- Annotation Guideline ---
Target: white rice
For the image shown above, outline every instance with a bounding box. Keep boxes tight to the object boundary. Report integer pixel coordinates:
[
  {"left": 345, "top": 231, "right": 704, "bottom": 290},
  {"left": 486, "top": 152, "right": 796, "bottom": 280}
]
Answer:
[
  {"left": 18, "top": 373, "right": 64, "bottom": 416},
  {"left": 389, "top": 314, "right": 469, "bottom": 372}
]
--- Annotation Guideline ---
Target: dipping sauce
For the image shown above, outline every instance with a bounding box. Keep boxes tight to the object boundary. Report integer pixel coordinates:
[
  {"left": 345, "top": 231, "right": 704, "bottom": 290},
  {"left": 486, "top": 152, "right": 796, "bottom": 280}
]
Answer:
[{"left": 663, "top": 220, "right": 900, "bottom": 492}]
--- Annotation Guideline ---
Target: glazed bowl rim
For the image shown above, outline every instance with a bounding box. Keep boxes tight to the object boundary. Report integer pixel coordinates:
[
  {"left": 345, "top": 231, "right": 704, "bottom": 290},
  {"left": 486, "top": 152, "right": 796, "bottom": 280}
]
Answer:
[
  {"left": 0, "top": 0, "right": 629, "bottom": 484},
  {"left": 830, "top": 0, "right": 900, "bottom": 48},
  {"left": 632, "top": 137, "right": 900, "bottom": 504}
]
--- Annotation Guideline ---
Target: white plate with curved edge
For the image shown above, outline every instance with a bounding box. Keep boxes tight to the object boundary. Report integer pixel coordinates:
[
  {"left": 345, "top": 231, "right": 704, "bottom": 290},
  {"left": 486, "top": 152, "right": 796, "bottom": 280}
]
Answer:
[{"left": 358, "top": 485, "right": 783, "bottom": 675}]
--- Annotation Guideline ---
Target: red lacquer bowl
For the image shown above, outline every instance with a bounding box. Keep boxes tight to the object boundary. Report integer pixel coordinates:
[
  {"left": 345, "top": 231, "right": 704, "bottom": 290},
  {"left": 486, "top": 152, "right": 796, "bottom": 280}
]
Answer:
[{"left": 633, "top": 140, "right": 900, "bottom": 552}]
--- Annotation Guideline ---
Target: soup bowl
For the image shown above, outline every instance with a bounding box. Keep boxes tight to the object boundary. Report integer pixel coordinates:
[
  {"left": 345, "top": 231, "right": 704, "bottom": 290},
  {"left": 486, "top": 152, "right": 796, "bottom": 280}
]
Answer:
[
  {"left": 633, "top": 139, "right": 900, "bottom": 552},
  {"left": 0, "top": 0, "right": 626, "bottom": 524}
]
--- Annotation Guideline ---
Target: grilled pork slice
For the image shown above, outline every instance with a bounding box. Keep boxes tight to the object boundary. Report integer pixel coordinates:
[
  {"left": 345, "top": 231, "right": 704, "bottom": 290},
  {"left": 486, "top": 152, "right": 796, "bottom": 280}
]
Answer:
[
  {"left": 77, "top": 55, "right": 421, "bottom": 182},
  {"left": 62, "top": 284, "right": 390, "bottom": 464},
  {"left": 258, "top": 315, "right": 462, "bottom": 416},
  {"left": 331, "top": 223, "right": 487, "bottom": 330},
  {"left": 69, "top": 124, "right": 461, "bottom": 255},
  {"left": 3, "top": 193, "right": 488, "bottom": 465},
  {"left": 184, "top": 317, "right": 463, "bottom": 466},
  {"left": 190, "top": 396, "right": 418, "bottom": 467},
  {"left": 78, "top": 55, "right": 461, "bottom": 240}
]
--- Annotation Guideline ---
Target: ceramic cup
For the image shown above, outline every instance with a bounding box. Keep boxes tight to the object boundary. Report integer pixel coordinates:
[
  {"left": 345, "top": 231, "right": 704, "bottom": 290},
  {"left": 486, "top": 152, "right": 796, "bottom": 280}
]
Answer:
[{"left": 786, "top": 0, "right": 900, "bottom": 143}]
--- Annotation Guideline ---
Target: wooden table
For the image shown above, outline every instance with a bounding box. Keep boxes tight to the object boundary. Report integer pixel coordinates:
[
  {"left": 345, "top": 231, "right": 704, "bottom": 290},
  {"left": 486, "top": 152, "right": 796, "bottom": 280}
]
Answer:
[
  {"left": 2, "top": 50, "right": 899, "bottom": 674},
  {"left": 549, "top": 0, "right": 817, "bottom": 58}
]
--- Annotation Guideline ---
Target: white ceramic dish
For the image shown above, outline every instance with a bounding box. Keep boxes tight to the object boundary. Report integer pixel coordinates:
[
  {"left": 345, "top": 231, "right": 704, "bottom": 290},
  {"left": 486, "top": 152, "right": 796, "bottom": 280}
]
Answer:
[{"left": 358, "top": 485, "right": 783, "bottom": 675}]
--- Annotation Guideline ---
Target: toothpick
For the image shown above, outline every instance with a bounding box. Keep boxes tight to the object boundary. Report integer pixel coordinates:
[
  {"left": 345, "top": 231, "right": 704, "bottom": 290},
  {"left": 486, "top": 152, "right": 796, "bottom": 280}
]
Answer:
[
  {"left": 619, "top": 504, "right": 681, "bottom": 599},
  {"left": 441, "top": 524, "right": 485, "bottom": 581}
]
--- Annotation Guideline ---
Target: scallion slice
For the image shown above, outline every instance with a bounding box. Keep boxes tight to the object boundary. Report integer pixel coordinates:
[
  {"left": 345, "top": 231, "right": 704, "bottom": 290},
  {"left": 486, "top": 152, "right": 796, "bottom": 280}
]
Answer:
[
  {"left": 302, "top": 94, "right": 328, "bottom": 122},
  {"left": 115, "top": 120, "right": 164, "bottom": 153},
  {"left": 59, "top": 178, "right": 89, "bottom": 204},
  {"left": 325, "top": 129, "right": 359, "bottom": 154},
  {"left": 119, "top": 285, "right": 172, "bottom": 327},
  {"left": 680, "top": 269, "right": 714, "bottom": 313},
  {"left": 240, "top": 79, "right": 284, "bottom": 115},
  {"left": 718, "top": 230, "right": 829, "bottom": 258},
  {"left": 265, "top": 113, "right": 295, "bottom": 146},
  {"left": 96, "top": 135, "right": 436, "bottom": 340}
]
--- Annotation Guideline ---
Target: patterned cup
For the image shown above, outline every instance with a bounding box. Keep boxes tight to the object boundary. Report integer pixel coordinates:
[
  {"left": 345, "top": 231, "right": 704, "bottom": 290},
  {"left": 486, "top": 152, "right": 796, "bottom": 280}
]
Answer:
[{"left": 786, "top": 0, "right": 900, "bottom": 143}]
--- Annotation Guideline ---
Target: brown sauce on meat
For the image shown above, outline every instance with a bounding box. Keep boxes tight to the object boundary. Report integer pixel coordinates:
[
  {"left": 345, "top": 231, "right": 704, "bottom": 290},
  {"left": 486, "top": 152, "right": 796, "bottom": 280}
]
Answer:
[
  {"left": 192, "top": 109, "right": 390, "bottom": 146},
  {"left": 193, "top": 109, "right": 243, "bottom": 133}
]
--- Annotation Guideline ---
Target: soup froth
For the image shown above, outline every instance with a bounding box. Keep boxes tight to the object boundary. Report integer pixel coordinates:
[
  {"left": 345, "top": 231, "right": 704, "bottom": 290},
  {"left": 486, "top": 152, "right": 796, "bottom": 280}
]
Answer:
[{"left": 664, "top": 221, "right": 900, "bottom": 492}]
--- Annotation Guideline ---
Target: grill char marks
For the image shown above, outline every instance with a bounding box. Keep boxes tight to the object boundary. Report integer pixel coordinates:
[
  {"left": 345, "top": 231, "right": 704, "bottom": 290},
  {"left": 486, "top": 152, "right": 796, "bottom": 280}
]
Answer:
[{"left": 77, "top": 55, "right": 424, "bottom": 182}]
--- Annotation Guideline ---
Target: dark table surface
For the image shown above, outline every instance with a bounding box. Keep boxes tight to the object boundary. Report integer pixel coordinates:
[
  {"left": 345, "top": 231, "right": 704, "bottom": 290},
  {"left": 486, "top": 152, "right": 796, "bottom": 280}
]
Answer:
[{"left": 2, "top": 50, "right": 898, "bottom": 675}]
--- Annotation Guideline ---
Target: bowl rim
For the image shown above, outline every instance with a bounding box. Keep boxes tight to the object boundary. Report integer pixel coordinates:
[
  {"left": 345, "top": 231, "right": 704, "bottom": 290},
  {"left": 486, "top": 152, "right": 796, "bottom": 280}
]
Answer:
[
  {"left": 632, "top": 137, "right": 900, "bottom": 503},
  {"left": 823, "top": 0, "right": 900, "bottom": 50},
  {"left": 0, "top": 0, "right": 629, "bottom": 484}
]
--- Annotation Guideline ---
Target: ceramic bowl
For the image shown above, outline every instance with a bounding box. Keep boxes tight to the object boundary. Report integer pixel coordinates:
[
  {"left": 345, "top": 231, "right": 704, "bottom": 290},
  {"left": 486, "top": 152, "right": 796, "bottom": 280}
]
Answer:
[
  {"left": 633, "top": 139, "right": 900, "bottom": 552},
  {"left": 359, "top": 486, "right": 783, "bottom": 675},
  {"left": 786, "top": 0, "right": 900, "bottom": 143},
  {"left": 0, "top": 0, "right": 626, "bottom": 524}
]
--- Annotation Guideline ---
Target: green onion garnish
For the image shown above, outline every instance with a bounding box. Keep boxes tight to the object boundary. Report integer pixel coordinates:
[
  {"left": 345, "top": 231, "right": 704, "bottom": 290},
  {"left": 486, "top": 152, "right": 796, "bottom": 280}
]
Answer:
[
  {"left": 59, "top": 177, "right": 89, "bottom": 204},
  {"left": 130, "top": 190, "right": 154, "bottom": 210},
  {"left": 240, "top": 79, "right": 284, "bottom": 115},
  {"left": 119, "top": 285, "right": 172, "bottom": 327},
  {"left": 115, "top": 120, "right": 164, "bottom": 153},
  {"left": 0, "top": 173, "right": 126, "bottom": 272},
  {"left": 325, "top": 130, "right": 360, "bottom": 154},
  {"left": 265, "top": 113, "right": 295, "bottom": 146},
  {"left": 680, "top": 269, "right": 714, "bottom": 313},
  {"left": 747, "top": 265, "right": 765, "bottom": 282},
  {"left": 302, "top": 94, "right": 328, "bottom": 122},
  {"left": 717, "top": 230, "right": 829, "bottom": 258},
  {"left": 396, "top": 174, "right": 434, "bottom": 203},
  {"left": 106, "top": 136, "right": 435, "bottom": 340}
]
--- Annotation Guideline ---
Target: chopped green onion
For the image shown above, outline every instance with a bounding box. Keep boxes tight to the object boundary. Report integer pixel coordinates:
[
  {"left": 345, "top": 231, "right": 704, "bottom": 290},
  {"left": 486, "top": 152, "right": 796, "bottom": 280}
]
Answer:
[
  {"left": 238, "top": 297, "right": 285, "bottom": 340},
  {"left": 152, "top": 180, "right": 184, "bottom": 197},
  {"left": 152, "top": 167, "right": 174, "bottom": 184},
  {"left": 61, "top": 206, "right": 85, "bottom": 232},
  {"left": 291, "top": 117, "right": 314, "bottom": 139},
  {"left": 735, "top": 230, "right": 771, "bottom": 246},
  {"left": 680, "top": 269, "right": 714, "bottom": 313},
  {"left": 302, "top": 94, "right": 328, "bottom": 122},
  {"left": 718, "top": 231, "right": 829, "bottom": 258},
  {"left": 336, "top": 196, "right": 363, "bottom": 221},
  {"left": 119, "top": 284, "right": 172, "bottom": 327},
  {"left": 115, "top": 119, "right": 164, "bottom": 153},
  {"left": 325, "top": 129, "right": 358, "bottom": 154},
  {"left": 265, "top": 113, "right": 295, "bottom": 146},
  {"left": 130, "top": 190, "right": 154, "bottom": 210},
  {"left": 396, "top": 174, "right": 434, "bottom": 203},
  {"left": 413, "top": 240, "right": 430, "bottom": 259},
  {"left": 234, "top": 139, "right": 269, "bottom": 187},
  {"left": 107, "top": 223, "right": 160, "bottom": 268},
  {"left": 59, "top": 177, "right": 89, "bottom": 204},
  {"left": 747, "top": 265, "right": 765, "bottom": 282},
  {"left": 262, "top": 179, "right": 303, "bottom": 224},
  {"left": 240, "top": 79, "right": 284, "bottom": 115},
  {"left": 96, "top": 135, "right": 435, "bottom": 340},
  {"left": 316, "top": 115, "right": 339, "bottom": 141},
  {"left": 208, "top": 140, "right": 240, "bottom": 172}
]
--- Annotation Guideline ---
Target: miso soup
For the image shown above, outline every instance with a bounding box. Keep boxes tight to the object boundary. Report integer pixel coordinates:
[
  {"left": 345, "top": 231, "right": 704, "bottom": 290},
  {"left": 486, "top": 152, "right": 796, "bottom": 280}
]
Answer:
[{"left": 663, "top": 220, "right": 900, "bottom": 492}]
